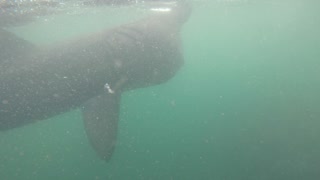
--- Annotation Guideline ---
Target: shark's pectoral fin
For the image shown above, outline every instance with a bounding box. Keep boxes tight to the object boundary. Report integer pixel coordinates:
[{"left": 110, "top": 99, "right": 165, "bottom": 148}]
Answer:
[{"left": 81, "top": 92, "right": 121, "bottom": 161}]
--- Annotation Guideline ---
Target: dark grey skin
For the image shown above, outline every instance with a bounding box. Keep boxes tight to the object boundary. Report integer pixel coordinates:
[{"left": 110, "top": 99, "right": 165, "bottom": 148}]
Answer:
[{"left": 0, "top": 3, "right": 191, "bottom": 161}]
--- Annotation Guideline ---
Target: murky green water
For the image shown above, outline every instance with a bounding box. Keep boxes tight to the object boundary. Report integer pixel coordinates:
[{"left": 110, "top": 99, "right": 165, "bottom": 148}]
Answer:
[{"left": 1, "top": 0, "right": 320, "bottom": 179}]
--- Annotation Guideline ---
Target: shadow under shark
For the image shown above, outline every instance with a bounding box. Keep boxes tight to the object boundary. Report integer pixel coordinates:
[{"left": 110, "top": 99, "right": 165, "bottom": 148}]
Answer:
[{"left": 0, "top": 2, "right": 191, "bottom": 161}]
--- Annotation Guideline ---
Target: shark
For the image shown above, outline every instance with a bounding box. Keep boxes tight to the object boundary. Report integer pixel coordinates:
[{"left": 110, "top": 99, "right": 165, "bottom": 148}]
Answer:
[{"left": 0, "top": 2, "right": 191, "bottom": 161}]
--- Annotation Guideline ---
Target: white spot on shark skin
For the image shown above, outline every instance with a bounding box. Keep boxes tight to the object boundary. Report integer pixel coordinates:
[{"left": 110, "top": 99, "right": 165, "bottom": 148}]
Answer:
[{"left": 104, "top": 83, "right": 114, "bottom": 94}]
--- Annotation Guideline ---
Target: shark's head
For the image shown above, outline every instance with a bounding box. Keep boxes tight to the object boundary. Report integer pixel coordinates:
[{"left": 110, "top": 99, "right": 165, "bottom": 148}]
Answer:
[{"left": 110, "top": 1, "right": 191, "bottom": 92}]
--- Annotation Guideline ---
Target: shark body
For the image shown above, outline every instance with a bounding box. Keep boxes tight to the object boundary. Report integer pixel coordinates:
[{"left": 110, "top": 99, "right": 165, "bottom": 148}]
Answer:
[{"left": 0, "top": 2, "right": 191, "bottom": 161}]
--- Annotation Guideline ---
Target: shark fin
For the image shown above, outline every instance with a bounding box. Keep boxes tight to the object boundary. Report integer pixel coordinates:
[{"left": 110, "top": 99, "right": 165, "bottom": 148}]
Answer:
[{"left": 81, "top": 92, "right": 121, "bottom": 161}]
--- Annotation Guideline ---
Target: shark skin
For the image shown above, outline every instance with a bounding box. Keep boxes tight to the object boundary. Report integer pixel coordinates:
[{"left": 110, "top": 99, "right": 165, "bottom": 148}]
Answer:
[{"left": 0, "top": 2, "right": 191, "bottom": 161}]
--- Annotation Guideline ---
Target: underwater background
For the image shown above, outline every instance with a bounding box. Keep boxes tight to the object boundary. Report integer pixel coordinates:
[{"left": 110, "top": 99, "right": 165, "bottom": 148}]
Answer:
[{"left": 1, "top": 0, "right": 320, "bottom": 179}]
